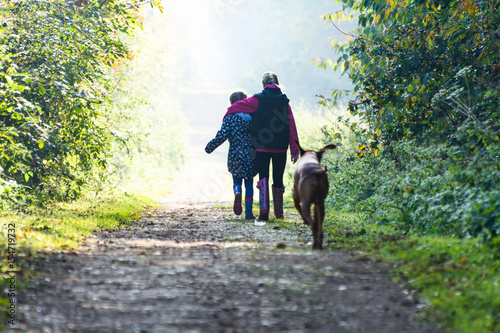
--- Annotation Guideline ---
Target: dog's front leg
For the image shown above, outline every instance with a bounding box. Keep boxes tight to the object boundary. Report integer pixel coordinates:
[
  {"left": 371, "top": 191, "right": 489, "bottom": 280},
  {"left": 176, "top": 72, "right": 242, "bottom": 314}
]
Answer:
[{"left": 311, "top": 216, "right": 320, "bottom": 250}]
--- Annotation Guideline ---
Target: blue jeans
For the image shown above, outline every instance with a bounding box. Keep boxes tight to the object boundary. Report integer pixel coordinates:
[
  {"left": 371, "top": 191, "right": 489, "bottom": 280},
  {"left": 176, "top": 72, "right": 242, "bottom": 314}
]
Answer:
[{"left": 233, "top": 176, "right": 254, "bottom": 198}]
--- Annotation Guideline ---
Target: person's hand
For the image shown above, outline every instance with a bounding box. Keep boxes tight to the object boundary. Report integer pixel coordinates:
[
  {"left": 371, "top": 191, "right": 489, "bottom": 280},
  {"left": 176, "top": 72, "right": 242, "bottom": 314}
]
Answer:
[{"left": 291, "top": 153, "right": 299, "bottom": 164}]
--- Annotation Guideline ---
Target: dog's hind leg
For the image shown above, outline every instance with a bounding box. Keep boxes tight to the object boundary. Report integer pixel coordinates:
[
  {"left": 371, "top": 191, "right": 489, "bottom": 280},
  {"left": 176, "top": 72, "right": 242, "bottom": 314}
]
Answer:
[
  {"left": 301, "top": 200, "right": 314, "bottom": 227},
  {"left": 312, "top": 202, "right": 325, "bottom": 250}
]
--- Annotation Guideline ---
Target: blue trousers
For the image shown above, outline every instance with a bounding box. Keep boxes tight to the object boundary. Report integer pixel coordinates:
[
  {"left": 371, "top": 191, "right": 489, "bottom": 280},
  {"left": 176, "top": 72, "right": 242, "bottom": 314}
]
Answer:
[{"left": 233, "top": 176, "right": 254, "bottom": 198}]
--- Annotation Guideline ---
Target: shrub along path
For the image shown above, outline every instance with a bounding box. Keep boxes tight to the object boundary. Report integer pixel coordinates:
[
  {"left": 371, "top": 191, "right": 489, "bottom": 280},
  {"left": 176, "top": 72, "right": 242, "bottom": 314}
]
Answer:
[{"left": 17, "top": 200, "right": 437, "bottom": 332}]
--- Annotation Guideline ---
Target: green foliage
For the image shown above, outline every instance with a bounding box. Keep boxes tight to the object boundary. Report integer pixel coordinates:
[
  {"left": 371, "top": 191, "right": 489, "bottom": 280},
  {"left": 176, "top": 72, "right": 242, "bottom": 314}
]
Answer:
[
  {"left": 326, "top": 133, "right": 500, "bottom": 240},
  {"left": 323, "top": 0, "right": 500, "bottom": 145},
  {"left": 318, "top": 0, "right": 500, "bottom": 241},
  {"left": 0, "top": 0, "right": 149, "bottom": 207}
]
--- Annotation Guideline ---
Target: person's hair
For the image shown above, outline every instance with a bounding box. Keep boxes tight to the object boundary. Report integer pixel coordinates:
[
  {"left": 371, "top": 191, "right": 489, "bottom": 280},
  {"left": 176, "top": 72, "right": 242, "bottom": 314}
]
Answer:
[
  {"left": 262, "top": 71, "right": 279, "bottom": 87},
  {"left": 229, "top": 91, "right": 247, "bottom": 104}
]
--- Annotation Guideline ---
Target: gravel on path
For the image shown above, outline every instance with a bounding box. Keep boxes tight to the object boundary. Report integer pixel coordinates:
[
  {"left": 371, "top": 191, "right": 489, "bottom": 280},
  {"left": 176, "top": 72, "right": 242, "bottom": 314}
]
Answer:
[{"left": 17, "top": 202, "right": 436, "bottom": 333}]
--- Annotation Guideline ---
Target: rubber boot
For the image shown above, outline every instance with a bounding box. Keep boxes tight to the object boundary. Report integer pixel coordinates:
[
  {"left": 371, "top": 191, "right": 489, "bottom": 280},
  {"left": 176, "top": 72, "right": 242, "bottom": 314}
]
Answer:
[
  {"left": 245, "top": 197, "right": 255, "bottom": 220},
  {"left": 233, "top": 185, "right": 242, "bottom": 216},
  {"left": 256, "top": 178, "right": 269, "bottom": 221},
  {"left": 272, "top": 185, "right": 285, "bottom": 219}
]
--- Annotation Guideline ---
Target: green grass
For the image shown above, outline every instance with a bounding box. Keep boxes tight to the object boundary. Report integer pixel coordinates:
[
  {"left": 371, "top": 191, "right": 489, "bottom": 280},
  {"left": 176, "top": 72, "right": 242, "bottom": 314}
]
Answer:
[
  {"left": 0, "top": 191, "right": 156, "bottom": 328},
  {"left": 319, "top": 209, "right": 500, "bottom": 333}
]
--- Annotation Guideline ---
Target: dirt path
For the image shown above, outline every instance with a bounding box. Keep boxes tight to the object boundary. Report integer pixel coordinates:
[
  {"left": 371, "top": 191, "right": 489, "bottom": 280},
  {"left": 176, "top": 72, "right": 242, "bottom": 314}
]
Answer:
[
  {"left": 16, "top": 88, "right": 436, "bottom": 332},
  {"left": 18, "top": 203, "right": 435, "bottom": 333}
]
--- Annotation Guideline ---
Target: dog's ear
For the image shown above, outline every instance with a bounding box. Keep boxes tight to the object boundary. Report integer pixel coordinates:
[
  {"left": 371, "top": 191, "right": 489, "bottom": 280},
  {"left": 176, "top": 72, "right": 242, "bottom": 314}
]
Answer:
[
  {"left": 295, "top": 139, "right": 306, "bottom": 156},
  {"left": 320, "top": 144, "right": 337, "bottom": 152},
  {"left": 316, "top": 144, "right": 337, "bottom": 161}
]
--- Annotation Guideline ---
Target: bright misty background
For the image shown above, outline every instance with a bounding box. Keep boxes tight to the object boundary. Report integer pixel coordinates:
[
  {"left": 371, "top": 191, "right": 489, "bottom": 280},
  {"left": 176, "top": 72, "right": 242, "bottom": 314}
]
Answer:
[
  {"left": 122, "top": 0, "right": 357, "bottom": 201},
  {"left": 152, "top": 0, "right": 354, "bottom": 101}
]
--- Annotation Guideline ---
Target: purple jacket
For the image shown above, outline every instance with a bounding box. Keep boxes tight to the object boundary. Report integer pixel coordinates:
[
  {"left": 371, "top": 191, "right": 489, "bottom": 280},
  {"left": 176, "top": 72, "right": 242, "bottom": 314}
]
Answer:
[{"left": 224, "top": 84, "right": 299, "bottom": 155}]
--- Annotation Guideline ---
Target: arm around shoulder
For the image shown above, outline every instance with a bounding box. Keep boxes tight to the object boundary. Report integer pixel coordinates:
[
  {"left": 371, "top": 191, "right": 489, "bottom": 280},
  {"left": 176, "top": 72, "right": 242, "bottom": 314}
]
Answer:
[{"left": 225, "top": 96, "right": 259, "bottom": 117}]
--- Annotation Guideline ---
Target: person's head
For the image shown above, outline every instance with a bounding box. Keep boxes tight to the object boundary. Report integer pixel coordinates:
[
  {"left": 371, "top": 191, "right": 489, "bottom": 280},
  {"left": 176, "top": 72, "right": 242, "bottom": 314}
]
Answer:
[
  {"left": 261, "top": 71, "right": 279, "bottom": 87},
  {"left": 229, "top": 91, "right": 247, "bottom": 105}
]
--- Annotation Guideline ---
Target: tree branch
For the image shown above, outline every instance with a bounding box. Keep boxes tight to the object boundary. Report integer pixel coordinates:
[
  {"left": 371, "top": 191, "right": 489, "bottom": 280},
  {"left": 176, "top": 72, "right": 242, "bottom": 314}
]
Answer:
[
  {"left": 126, "top": 0, "right": 154, "bottom": 9},
  {"left": 330, "top": 20, "right": 358, "bottom": 38}
]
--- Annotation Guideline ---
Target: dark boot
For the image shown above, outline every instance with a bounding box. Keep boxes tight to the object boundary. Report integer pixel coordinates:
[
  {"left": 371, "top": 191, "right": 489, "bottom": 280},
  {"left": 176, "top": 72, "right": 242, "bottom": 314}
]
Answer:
[
  {"left": 245, "top": 196, "right": 255, "bottom": 220},
  {"left": 233, "top": 185, "right": 242, "bottom": 216},
  {"left": 272, "top": 185, "right": 285, "bottom": 219},
  {"left": 256, "top": 178, "right": 269, "bottom": 220}
]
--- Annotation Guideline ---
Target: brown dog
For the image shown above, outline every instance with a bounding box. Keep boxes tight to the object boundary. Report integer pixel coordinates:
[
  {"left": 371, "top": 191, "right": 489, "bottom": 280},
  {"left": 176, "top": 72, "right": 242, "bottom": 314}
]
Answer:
[{"left": 293, "top": 141, "right": 337, "bottom": 250}]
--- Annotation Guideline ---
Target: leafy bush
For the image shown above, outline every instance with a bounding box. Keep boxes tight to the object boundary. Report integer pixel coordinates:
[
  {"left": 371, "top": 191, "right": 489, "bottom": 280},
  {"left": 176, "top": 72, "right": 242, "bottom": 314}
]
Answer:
[
  {"left": 316, "top": 0, "right": 500, "bottom": 243},
  {"left": 0, "top": 0, "right": 163, "bottom": 208},
  {"left": 326, "top": 121, "right": 500, "bottom": 241},
  {"left": 322, "top": 0, "right": 500, "bottom": 145}
]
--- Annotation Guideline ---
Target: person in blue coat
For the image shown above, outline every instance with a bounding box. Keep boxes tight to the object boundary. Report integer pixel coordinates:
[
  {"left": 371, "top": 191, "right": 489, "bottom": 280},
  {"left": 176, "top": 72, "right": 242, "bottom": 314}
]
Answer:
[{"left": 205, "top": 91, "right": 257, "bottom": 219}]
